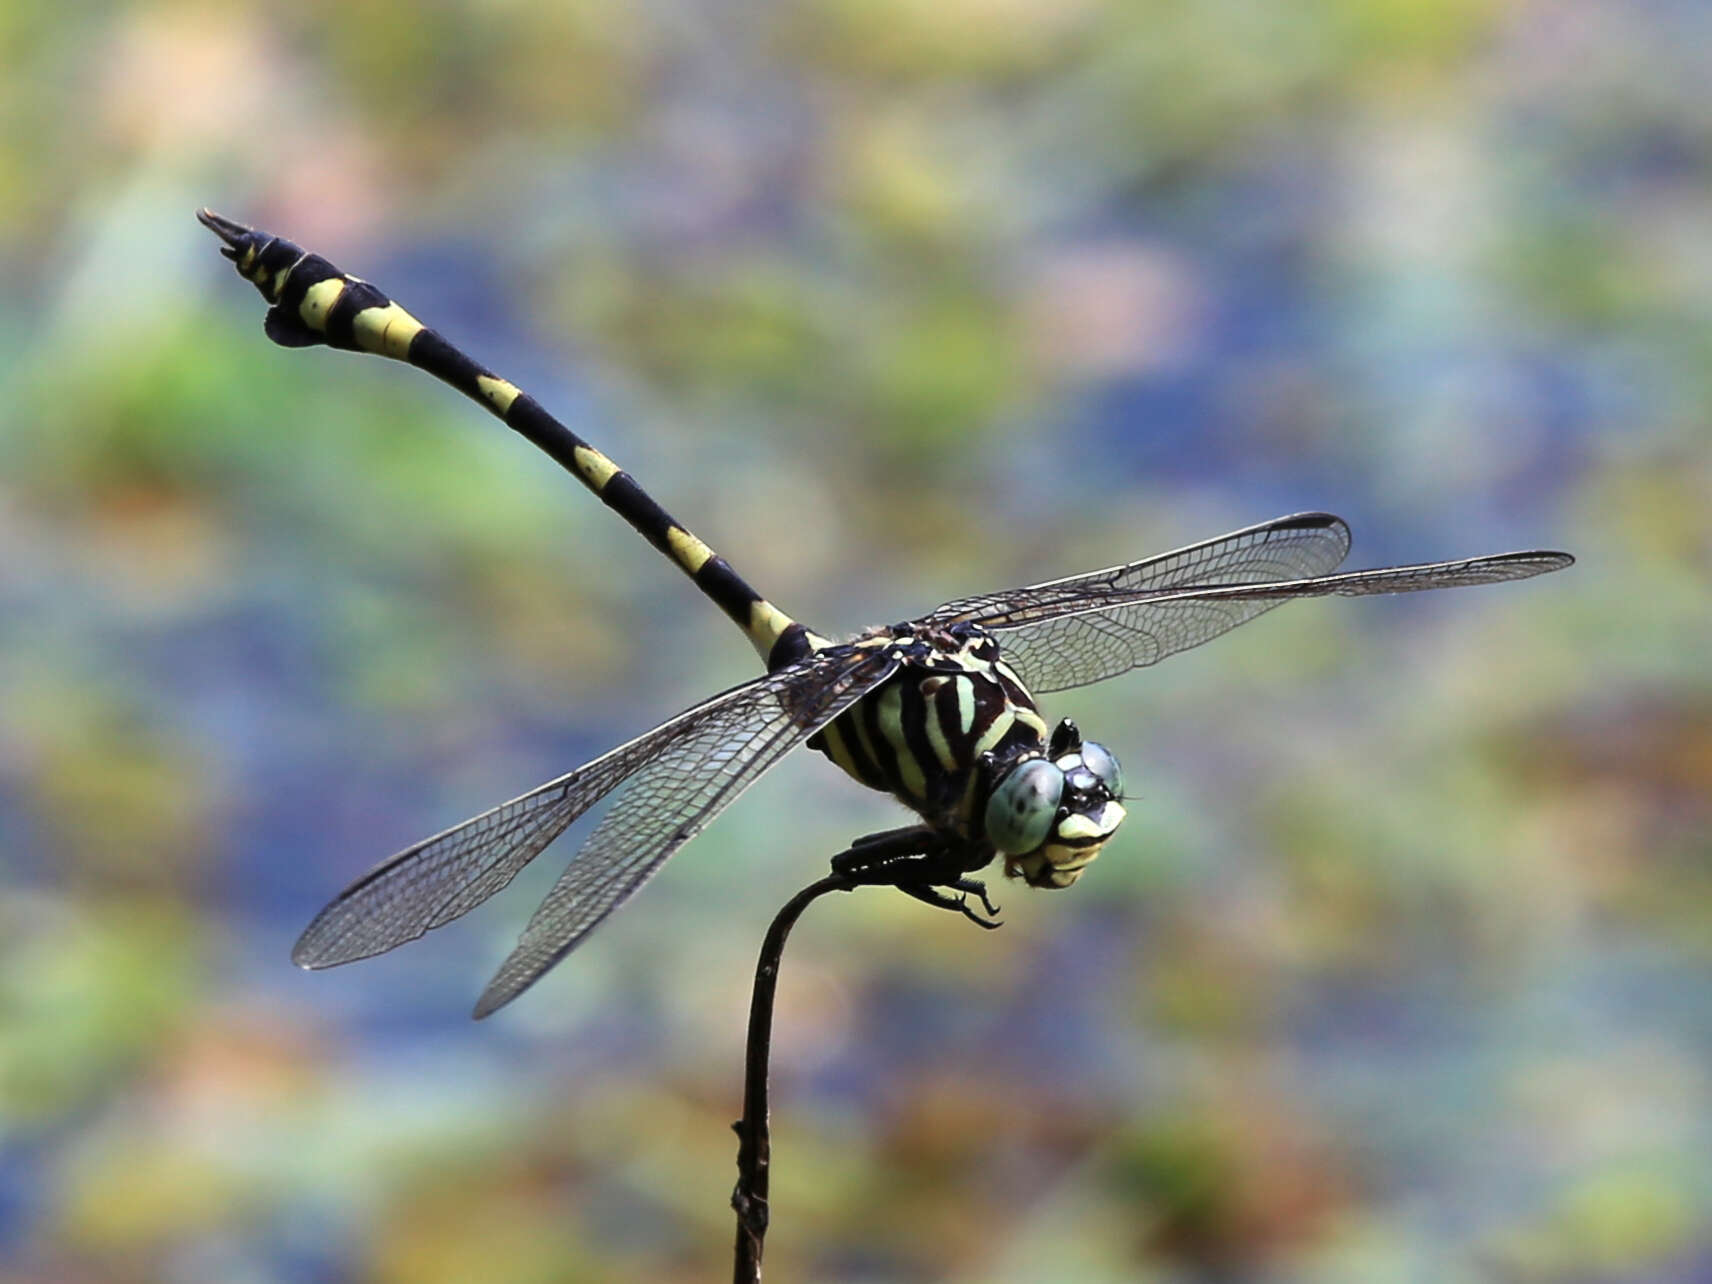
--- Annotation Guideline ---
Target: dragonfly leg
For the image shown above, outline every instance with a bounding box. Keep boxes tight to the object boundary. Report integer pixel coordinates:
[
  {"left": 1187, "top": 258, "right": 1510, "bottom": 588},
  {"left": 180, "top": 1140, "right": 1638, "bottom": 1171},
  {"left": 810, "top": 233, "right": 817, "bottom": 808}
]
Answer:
[
  {"left": 896, "top": 879, "right": 1002, "bottom": 929},
  {"left": 830, "top": 826, "right": 942, "bottom": 882},
  {"left": 958, "top": 878, "right": 1002, "bottom": 919},
  {"left": 831, "top": 830, "right": 1002, "bottom": 927},
  {"left": 845, "top": 824, "right": 941, "bottom": 853}
]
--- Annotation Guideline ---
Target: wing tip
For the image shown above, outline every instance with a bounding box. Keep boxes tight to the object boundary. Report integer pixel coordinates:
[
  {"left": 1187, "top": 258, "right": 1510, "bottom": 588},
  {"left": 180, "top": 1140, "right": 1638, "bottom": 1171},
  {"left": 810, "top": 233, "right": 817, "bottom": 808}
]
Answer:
[
  {"left": 1493, "top": 549, "right": 1575, "bottom": 577},
  {"left": 291, "top": 917, "right": 332, "bottom": 970},
  {"left": 472, "top": 974, "right": 528, "bottom": 1020},
  {"left": 471, "top": 940, "right": 574, "bottom": 1020},
  {"left": 1278, "top": 511, "right": 1345, "bottom": 529},
  {"left": 291, "top": 927, "right": 346, "bottom": 971},
  {"left": 291, "top": 911, "right": 415, "bottom": 971},
  {"left": 1269, "top": 511, "right": 1352, "bottom": 553}
]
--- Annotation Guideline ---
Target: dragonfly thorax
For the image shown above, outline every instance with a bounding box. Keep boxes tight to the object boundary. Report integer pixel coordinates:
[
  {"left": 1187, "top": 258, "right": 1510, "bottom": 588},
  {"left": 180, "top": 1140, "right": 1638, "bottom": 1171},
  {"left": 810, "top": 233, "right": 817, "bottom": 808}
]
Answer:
[
  {"left": 808, "top": 622, "right": 1047, "bottom": 824},
  {"left": 807, "top": 623, "right": 1125, "bottom": 886}
]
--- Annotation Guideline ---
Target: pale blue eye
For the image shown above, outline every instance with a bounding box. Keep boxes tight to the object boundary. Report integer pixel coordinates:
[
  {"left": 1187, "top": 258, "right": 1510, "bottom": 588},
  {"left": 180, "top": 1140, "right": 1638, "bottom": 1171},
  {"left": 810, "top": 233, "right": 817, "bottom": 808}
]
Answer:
[
  {"left": 1080, "top": 741, "right": 1124, "bottom": 798},
  {"left": 985, "top": 759, "right": 1064, "bottom": 855}
]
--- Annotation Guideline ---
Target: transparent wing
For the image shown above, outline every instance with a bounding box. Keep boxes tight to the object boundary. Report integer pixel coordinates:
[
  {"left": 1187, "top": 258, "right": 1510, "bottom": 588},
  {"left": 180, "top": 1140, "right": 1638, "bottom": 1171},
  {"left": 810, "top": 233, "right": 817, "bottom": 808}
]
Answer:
[
  {"left": 1127, "top": 551, "right": 1574, "bottom": 605},
  {"left": 925, "top": 512, "right": 1355, "bottom": 692},
  {"left": 470, "top": 644, "right": 899, "bottom": 1017},
  {"left": 927, "top": 514, "right": 1572, "bottom": 693},
  {"left": 294, "top": 646, "right": 898, "bottom": 987}
]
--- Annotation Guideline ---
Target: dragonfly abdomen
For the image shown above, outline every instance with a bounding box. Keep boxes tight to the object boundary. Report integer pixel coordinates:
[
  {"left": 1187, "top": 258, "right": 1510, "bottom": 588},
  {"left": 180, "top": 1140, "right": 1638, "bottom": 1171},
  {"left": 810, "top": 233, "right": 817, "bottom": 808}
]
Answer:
[{"left": 197, "top": 210, "right": 798, "bottom": 662}]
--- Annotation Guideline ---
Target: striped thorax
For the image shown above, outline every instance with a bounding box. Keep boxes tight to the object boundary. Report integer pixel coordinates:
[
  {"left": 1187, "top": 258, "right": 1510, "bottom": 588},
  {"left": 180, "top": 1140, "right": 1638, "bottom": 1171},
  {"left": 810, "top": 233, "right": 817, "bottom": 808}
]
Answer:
[{"left": 806, "top": 621, "right": 1127, "bottom": 888}]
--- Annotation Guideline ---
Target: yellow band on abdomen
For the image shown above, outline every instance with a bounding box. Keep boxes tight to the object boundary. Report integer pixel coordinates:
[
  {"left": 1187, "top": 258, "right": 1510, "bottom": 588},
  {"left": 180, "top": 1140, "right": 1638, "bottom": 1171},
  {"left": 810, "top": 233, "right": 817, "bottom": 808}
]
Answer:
[{"left": 352, "top": 303, "right": 425, "bottom": 360}]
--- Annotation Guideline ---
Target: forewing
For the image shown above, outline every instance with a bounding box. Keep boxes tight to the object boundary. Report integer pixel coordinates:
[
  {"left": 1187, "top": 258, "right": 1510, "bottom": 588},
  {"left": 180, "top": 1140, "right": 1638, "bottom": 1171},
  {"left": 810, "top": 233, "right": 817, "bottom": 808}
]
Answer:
[
  {"left": 950, "top": 540, "right": 1571, "bottom": 694},
  {"left": 1137, "top": 551, "right": 1574, "bottom": 604},
  {"left": 294, "top": 647, "right": 896, "bottom": 975},
  {"left": 926, "top": 512, "right": 1354, "bottom": 692},
  {"left": 471, "top": 645, "right": 899, "bottom": 1018}
]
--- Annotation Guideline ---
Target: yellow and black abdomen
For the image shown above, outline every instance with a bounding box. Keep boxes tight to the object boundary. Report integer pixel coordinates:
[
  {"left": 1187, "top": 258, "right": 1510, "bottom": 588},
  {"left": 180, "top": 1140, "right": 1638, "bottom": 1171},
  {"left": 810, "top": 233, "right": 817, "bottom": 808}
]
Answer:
[{"left": 197, "top": 210, "right": 800, "bottom": 663}]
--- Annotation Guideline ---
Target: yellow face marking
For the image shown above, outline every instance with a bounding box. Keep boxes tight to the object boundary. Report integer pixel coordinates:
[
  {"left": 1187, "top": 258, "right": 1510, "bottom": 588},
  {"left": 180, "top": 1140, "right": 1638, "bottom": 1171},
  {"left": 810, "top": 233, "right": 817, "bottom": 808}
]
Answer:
[
  {"left": 745, "top": 600, "right": 796, "bottom": 657},
  {"left": 1054, "top": 801, "right": 1125, "bottom": 844},
  {"left": 298, "top": 277, "right": 346, "bottom": 332},
  {"left": 665, "top": 526, "right": 714, "bottom": 574},
  {"left": 1045, "top": 842, "right": 1097, "bottom": 870},
  {"left": 477, "top": 375, "right": 520, "bottom": 414},
  {"left": 1055, "top": 813, "right": 1104, "bottom": 843},
  {"left": 572, "top": 445, "right": 619, "bottom": 490},
  {"left": 1011, "top": 850, "right": 1085, "bottom": 887},
  {"left": 876, "top": 685, "right": 927, "bottom": 799},
  {"left": 352, "top": 303, "right": 424, "bottom": 360}
]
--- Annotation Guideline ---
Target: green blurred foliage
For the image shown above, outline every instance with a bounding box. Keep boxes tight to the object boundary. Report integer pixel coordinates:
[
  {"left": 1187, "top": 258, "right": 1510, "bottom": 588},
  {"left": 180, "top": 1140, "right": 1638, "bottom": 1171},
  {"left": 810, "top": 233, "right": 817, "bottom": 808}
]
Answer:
[{"left": 3, "top": 1, "right": 1711, "bottom": 1282}]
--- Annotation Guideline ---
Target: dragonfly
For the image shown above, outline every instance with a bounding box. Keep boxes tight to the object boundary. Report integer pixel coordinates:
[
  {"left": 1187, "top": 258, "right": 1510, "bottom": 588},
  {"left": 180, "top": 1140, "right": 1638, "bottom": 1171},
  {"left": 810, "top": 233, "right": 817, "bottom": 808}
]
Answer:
[{"left": 200, "top": 210, "right": 1574, "bottom": 1017}]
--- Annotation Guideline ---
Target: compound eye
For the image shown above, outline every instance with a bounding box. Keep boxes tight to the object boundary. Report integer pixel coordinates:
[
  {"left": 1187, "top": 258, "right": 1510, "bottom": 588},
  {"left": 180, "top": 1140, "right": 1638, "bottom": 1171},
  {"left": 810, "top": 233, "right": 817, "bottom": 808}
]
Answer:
[
  {"left": 985, "top": 759, "right": 1064, "bottom": 856},
  {"left": 1080, "top": 741, "right": 1124, "bottom": 799}
]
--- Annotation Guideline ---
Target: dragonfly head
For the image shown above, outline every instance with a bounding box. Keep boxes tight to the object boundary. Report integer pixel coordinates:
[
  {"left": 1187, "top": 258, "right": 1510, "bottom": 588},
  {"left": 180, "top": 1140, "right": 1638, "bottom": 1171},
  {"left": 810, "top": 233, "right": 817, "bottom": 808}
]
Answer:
[{"left": 983, "top": 719, "right": 1126, "bottom": 889}]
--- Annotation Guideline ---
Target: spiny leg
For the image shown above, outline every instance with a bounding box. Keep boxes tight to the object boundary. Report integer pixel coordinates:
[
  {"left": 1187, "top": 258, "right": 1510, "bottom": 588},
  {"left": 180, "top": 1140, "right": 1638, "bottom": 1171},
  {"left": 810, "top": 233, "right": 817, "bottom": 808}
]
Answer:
[
  {"left": 895, "top": 880, "right": 1002, "bottom": 929},
  {"left": 831, "top": 827, "right": 1002, "bottom": 928}
]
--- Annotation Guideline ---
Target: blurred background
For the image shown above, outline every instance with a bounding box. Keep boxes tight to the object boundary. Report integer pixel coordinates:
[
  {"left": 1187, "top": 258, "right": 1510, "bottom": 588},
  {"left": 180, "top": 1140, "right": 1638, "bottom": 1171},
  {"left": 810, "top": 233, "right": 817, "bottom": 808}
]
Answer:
[{"left": 2, "top": 1, "right": 1708, "bottom": 1281}]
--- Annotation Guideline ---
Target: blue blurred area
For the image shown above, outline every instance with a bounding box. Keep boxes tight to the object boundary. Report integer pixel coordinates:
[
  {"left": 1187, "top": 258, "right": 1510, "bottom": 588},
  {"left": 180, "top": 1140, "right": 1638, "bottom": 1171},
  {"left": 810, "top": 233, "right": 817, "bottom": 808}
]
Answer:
[{"left": 3, "top": 2, "right": 1710, "bottom": 1281}]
